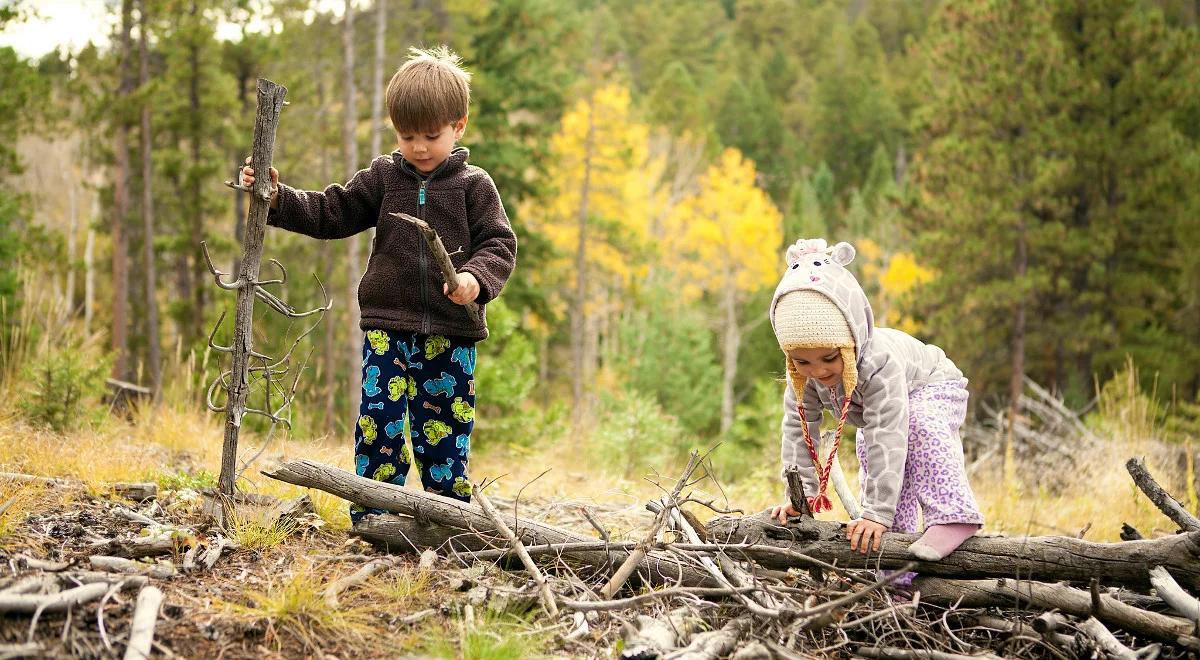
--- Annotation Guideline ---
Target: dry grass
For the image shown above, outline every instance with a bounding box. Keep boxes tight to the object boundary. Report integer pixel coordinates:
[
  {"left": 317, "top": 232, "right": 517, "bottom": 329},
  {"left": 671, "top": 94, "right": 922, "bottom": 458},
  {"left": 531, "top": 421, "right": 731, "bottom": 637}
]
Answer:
[{"left": 219, "top": 559, "right": 377, "bottom": 653}]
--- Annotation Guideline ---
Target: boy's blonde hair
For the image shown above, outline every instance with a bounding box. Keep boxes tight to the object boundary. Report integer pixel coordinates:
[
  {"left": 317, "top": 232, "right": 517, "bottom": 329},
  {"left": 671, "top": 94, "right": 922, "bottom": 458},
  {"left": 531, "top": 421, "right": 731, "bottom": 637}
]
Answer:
[{"left": 386, "top": 45, "right": 471, "bottom": 133}]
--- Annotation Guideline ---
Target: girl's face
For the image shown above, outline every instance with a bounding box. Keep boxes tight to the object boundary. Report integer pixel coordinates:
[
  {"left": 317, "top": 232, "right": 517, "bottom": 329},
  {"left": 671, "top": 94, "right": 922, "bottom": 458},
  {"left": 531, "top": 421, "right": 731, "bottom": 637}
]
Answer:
[{"left": 787, "top": 346, "right": 843, "bottom": 388}]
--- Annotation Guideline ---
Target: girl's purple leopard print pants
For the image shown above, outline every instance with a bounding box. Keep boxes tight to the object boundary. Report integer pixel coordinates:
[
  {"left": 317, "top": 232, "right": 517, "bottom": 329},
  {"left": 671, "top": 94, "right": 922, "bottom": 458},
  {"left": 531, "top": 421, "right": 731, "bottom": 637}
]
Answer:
[{"left": 856, "top": 378, "right": 984, "bottom": 534}]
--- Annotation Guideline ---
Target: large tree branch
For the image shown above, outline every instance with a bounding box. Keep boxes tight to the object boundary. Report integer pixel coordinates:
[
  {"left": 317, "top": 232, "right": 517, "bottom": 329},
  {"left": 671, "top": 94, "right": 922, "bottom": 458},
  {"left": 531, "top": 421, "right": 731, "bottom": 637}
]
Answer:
[{"left": 705, "top": 511, "right": 1200, "bottom": 591}]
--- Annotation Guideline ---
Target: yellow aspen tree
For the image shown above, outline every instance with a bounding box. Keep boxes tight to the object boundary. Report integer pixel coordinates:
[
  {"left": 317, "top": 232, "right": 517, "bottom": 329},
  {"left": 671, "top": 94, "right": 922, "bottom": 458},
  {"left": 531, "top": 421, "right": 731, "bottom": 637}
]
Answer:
[
  {"left": 522, "top": 84, "right": 654, "bottom": 418},
  {"left": 665, "top": 148, "right": 782, "bottom": 434}
]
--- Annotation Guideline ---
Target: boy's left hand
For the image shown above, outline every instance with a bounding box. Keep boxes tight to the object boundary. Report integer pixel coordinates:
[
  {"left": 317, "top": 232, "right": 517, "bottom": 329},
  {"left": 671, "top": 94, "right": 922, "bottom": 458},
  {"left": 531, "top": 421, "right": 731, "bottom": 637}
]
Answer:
[
  {"left": 846, "top": 518, "right": 887, "bottom": 554},
  {"left": 444, "top": 271, "right": 479, "bottom": 305}
]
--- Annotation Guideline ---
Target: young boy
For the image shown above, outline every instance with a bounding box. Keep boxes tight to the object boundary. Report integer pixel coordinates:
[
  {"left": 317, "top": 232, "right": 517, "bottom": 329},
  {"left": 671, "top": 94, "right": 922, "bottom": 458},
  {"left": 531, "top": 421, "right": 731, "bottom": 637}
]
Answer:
[{"left": 241, "top": 46, "right": 517, "bottom": 521}]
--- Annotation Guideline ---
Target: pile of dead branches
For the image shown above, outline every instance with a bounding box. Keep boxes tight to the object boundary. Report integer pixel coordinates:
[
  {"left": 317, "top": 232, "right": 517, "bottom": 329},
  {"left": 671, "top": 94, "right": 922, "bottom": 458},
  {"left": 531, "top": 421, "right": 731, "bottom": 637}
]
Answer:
[
  {"left": 968, "top": 378, "right": 1100, "bottom": 474},
  {"left": 264, "top": 453, "right": 1200, "bottom": 659},
  {"left": 0, "top": 473, "right": 319, "bottom": 657}
]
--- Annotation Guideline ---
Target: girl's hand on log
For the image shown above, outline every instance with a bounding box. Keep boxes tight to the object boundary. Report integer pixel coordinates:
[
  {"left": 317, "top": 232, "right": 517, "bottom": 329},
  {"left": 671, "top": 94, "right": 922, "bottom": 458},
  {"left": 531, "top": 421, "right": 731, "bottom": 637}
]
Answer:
[
  {"left": 770, "top": 503, "right": 801, "bottom": 525},
  {"left": 241, "top": 157, "right": 280, "bottom": 209},
  {"left": 444, "top": 271, "right": 479, "bottom": 305},
  {"left": 846, "top": 518, "right": 886, "bottom": 554}
]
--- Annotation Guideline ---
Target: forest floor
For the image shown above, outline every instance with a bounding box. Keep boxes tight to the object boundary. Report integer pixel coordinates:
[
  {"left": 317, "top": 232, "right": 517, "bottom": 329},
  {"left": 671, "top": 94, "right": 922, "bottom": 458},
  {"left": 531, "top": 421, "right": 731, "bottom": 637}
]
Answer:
[{"left": 0, "top": 407, "right": 1194, "bottom": 658}]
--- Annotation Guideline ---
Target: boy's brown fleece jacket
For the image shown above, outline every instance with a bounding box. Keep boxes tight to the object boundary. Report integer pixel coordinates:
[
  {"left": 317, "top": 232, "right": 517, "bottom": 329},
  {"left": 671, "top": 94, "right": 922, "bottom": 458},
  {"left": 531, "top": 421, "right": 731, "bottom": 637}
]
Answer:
[{"left": 267, "top": 147, "right": 516, "bottom": 341}]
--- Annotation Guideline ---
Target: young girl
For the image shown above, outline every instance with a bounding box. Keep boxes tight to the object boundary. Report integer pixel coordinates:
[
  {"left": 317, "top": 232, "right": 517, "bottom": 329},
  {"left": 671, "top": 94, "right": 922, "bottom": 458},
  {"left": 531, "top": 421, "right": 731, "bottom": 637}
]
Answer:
[{"left": 768, "top": 238, "right": 983, "bottom": 561}]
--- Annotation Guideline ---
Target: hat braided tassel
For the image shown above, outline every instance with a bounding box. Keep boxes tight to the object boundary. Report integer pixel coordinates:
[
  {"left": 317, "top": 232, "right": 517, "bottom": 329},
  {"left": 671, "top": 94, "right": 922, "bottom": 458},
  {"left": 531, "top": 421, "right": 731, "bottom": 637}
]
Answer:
[{"left": 797, "top": 393, "right": 853, "bottom": 514}]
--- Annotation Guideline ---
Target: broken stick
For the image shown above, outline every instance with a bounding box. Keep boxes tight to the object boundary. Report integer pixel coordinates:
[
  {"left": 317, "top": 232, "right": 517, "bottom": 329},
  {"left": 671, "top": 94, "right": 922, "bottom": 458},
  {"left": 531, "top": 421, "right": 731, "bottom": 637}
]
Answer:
[
  {"left": 474, "top": 485, "right": 559, "bottom": 617},
  {"left": 392, "top": 212, "right": 483, "bottom": 326},
  {"left": 123, "top": 585, "right": 164, "bottom": 660},
  {"left": 600, "top": 451, "right": 701, "bottom": 599}
]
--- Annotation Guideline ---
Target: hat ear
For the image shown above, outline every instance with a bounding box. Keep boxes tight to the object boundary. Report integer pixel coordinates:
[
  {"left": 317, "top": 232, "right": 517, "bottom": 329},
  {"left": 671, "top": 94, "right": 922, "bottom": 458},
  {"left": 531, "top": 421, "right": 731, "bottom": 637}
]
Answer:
[{"left": 829, "top": 242, "right": 855, "bottom": 266}]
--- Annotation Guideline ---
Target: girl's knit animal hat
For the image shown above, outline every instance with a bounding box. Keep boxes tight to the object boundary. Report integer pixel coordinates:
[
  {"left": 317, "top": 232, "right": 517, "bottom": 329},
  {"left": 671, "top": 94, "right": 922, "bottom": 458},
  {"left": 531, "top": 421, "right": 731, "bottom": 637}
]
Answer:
[{"left": 770, "top": 238, "right": 860, "bottom": 396}]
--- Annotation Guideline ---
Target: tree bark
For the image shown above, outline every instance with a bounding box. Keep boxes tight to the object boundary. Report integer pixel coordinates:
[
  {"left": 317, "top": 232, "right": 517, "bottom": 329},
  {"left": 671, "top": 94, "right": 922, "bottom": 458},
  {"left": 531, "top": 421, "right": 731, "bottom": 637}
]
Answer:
[
  {"left": 915, "top": 576, "right": 1199, "bottom": 647},
  {"left": 719, "top": 264, "right": 739, "bottom": 435},
  {"left": 263, "top": 459, "right": 719, "bottom": 589},
  {"left": 111, "top": 0, "right": 134, "bottom": 382},
  {"left": 138, "top": 0, "right": 161, "bottom": 394},
  {"left": 187, "top": 0, "right": 206, "bottom": 343},
  {"left": 571, "top": 89, "right": 596, "bottom": 430},
  {"left": 1126, "top": 457, "right": 1200, "bottom": 532},
  {"left": 218, "top": 80, "right": 287, "bottom": 519},
  {"left": 314, "top": 47, "right": 338, "bottom": 434},
  {"left": 84, "top": 220, "right": 95, "bottom": 332},
  {"left": 370, "top": 0, "right": 386, "bottom": 160},
  {"left": 343, "top": 0, "right": 363, "bottom": 427},
  {"left": 704, "top": 512, "right": 1200, "bottom": 591}
]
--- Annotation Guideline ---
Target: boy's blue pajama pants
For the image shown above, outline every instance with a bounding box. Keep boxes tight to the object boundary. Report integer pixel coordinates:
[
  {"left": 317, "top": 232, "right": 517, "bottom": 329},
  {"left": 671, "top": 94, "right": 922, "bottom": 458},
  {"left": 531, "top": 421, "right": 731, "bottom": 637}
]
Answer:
[{"left": 351, "top": 329, "right": 476, "bottom": 522}]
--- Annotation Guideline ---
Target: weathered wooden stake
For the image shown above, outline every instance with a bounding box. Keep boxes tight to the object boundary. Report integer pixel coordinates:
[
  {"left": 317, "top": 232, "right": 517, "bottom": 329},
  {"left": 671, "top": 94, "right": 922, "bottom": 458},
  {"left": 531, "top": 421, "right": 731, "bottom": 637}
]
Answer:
[{"left": 218, "top": 79, "right": 287, "bottom": 523}]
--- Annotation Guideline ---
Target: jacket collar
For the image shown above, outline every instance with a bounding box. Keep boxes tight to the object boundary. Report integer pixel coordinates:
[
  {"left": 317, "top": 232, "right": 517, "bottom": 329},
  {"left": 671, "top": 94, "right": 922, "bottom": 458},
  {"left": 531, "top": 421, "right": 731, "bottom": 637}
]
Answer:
[{"left": 395, "top": 146, "right": 470, "bottom": 180}]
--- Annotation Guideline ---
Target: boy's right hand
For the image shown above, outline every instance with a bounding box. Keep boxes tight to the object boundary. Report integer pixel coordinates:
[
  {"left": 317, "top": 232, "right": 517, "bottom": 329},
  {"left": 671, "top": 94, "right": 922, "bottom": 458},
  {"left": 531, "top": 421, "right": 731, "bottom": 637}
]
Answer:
[
  {"left": 241, "top": 157, "right": 280, "bottom": 208},
  {"left": 770, "top": 503, "right": 802, "bottom": 525}
]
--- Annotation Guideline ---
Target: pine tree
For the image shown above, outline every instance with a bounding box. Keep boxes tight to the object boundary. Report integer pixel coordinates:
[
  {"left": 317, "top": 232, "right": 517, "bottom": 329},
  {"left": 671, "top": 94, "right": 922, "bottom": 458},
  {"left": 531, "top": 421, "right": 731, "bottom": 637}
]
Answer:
[
  {"left": 807, "top": 17, "right": 904, "bottom": 194},
  {"left": 1051, "top": 0, "right": 1200, "bottom": 398},
  {"left": 0, "top": 46, "right": 43, "bottom": 322},
  {"left": 907, "top": 0, "right": 1074, "bottom": 405},
  {"left": 464, "top": 0, "right": 580, "bottom": 317}
]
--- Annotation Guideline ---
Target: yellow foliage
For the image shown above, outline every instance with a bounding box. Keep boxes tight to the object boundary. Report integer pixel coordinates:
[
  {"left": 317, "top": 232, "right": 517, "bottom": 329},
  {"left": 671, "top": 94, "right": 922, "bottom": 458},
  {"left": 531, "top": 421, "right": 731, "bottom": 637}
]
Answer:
[
  {"left": 879, "top": 252, "right": 934, "bottom": 295},
  {"left": 663, "top": 148, "right": 783, "bottom": 301},
  {"left": 522, "top": 84, "right": 655, "bottom": 304}
]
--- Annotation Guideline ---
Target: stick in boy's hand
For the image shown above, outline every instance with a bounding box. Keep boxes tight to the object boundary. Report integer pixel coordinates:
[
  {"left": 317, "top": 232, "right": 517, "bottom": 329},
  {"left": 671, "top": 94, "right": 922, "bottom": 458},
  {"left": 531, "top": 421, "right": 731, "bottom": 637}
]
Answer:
[{"left": 392, "top": 212, "right": 483, "bottom": 326}]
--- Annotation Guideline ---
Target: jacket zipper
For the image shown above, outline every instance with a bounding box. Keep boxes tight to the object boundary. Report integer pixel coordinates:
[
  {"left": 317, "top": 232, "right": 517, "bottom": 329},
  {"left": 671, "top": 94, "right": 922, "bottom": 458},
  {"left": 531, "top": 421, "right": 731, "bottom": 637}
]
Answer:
[{"left": 419, "top": 178, "right": 430, "bottom": 335}]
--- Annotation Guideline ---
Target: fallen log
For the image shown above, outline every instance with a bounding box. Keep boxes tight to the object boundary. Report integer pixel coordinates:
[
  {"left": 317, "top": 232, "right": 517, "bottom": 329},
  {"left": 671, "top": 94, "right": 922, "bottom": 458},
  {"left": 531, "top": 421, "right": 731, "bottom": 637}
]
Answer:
[
  {"left": 0, "top": 473, "right": 156, "bottom": 501},
  {"left": 89, "top": 556, "right": 175, "bottom": 579},
  {"left": 1077, "top": 616, "right": 1141, "bottom": 660},
  {"left": 914, "top": 576, "right": 1199, "bottom": 647},
  {"left": 264, "top": 460, "right": 718, "bottom": 589},
  {"left": 1149, "top": 565, "right": 1200, "bottom": 624},
  {"left": 705, "top": 512, "right": 1200, "bottom": 591}
]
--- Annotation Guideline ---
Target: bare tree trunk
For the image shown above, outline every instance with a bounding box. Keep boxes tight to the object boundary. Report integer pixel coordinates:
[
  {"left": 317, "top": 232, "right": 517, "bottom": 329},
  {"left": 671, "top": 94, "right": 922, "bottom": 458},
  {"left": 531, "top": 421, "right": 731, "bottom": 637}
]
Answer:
[
  {"left": 85, "top": 216, "right": 95, "bottom": 332},
  {"left": 1006, "top": 219, "right": 1027, "bottom": 479},
  {"left": 316, "top": 55, "right": 338, "bottom": 434},
  {"left": 719, "top": 265, "right": 740, "bottom": 435},
  {"left": 571, "top": 90, "right": 595, "bottom": 430},
  {"left": 139, "top": 0, "right": 161, "bottom": 394},
  {"left": 364, "top": 0, "right": 385, "bottom": 252},
  {"left": 111, "top": 0, "right": 134, "bottom": 382},
  {"left": 188, "top": 0, "right": 206, "bottom": 342},
  {"left": 343, "top": 0, "right": 363, "bottom": 424},
  {"left": 66, "top": 184, "right": 77, "bottom": 312},
  {"left": 370, "top": 0, "right": 386, "bottom": 160}
]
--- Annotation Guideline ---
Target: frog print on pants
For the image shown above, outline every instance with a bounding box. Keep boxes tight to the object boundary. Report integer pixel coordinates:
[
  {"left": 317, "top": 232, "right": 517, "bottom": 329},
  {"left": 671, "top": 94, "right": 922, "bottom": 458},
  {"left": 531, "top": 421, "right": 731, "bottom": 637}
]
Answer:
[{"left": 352, "top": 330, "right": 477, "bottom": 523}]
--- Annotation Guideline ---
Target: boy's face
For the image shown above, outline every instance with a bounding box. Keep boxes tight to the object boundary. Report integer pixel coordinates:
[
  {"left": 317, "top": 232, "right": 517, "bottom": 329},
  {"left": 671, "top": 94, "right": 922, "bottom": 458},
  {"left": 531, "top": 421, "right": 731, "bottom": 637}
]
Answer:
[
  {"left": 786, "top": 346, "right": 844, "bottom": 388},
  {"left": 397, "top": 117, "right": 467, "bottom": 173}
]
